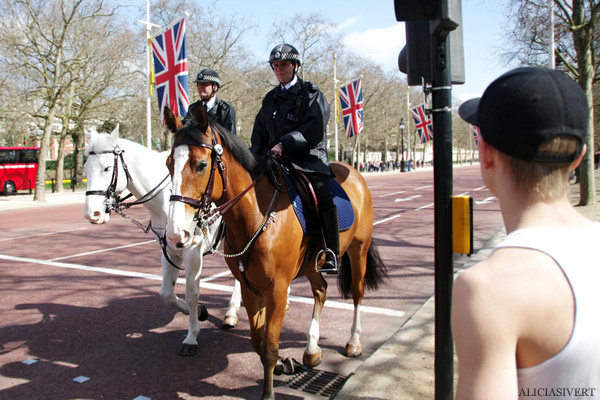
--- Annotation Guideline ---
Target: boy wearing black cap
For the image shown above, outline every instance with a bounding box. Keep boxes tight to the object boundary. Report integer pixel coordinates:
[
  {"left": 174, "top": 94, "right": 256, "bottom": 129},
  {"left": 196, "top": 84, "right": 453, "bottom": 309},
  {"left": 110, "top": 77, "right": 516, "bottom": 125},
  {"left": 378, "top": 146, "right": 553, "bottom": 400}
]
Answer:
[
  {"left": 183, "top": 68, "right": 237, "bottom": 135},
  {"left": 452, "top": 67, "right": 600, "bottom": 399}
]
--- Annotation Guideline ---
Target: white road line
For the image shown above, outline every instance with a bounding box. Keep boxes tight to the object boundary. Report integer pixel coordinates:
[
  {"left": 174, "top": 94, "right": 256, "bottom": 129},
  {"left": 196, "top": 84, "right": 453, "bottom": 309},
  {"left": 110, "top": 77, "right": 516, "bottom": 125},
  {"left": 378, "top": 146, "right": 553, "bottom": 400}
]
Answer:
[
  {"left": 47, "top": 240, "right": 156, "bottom": 262},
  {"left": 415, "top": 185, "right": 432, "bottom": 190},
  {"left": 0, "top": 227, "right": 89, "bottom": 242},
  {"left": 0, "top": 254, "right": 404, "bottom": 317},
  {"left": 373, "top": 215, "right": 401, "bottom": 226},
  {"left": 415, "top": 203, "right": 434, "bottom": 211},
  {"left": 394, "top": 195, "right": 422, "bottom": 203},
  {"left": 474, "top": 186, "right": 487, "bottom": 191},
  {"left": 379, "top": 191, "right": 406, "bottom": 198},
  {"left": 456, "top": 192, "right": 470, "bottom": 196}
]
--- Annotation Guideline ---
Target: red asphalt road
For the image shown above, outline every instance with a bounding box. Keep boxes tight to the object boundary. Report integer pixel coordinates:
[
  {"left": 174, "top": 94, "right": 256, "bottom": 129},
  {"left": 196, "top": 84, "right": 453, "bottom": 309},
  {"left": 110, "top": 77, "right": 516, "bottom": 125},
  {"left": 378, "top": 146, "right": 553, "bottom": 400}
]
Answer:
[{"left": 0, "top": 165, "right": 502, "bottom": 400}]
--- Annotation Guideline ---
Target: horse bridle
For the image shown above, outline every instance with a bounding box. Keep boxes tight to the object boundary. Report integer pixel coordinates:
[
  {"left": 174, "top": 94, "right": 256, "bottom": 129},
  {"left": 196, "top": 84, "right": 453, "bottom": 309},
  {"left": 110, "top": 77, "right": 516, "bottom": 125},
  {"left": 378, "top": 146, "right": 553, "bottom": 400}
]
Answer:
[
  {"left": 86, "top": 146, "right": 170, "bottom": 216},
  {"left": 85, "top": 147, "right": 133, "bottom": 214},
  {"left": 169, "top": 127, "right": 230, "bottom": 222}
]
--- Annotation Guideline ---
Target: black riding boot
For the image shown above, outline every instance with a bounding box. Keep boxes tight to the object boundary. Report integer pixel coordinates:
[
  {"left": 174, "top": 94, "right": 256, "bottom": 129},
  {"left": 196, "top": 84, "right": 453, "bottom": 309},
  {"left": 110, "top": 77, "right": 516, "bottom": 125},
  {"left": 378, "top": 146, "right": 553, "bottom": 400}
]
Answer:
[{"left": 318, "top": 206, "right": 340, "bottom": 274}]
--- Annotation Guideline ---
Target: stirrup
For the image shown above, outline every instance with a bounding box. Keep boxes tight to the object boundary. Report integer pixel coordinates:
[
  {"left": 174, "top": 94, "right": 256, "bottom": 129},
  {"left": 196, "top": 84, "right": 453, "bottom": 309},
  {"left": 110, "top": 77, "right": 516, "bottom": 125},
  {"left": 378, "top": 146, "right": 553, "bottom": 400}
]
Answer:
[{"left": 315, "top": 248, "right": 338, "bottom": 274}]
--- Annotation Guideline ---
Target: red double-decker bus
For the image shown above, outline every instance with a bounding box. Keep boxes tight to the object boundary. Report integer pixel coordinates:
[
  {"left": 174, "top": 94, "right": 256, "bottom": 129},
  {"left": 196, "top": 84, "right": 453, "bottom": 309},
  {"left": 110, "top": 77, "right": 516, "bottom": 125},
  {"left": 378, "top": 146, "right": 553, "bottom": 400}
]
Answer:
[{"left": 0, "top": 146, "right": 39, "bottom": 195}]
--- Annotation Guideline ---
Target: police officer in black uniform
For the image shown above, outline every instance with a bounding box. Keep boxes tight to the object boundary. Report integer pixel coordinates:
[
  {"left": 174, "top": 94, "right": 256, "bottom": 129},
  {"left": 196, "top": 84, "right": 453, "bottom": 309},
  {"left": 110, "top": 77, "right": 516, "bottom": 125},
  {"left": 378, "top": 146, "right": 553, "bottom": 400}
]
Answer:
[
  {"left": 250, "top": 44, "right": 338, "bottom": 273},
  {"left": 184, "top": 68, "right": 237, "bottom": 135}
]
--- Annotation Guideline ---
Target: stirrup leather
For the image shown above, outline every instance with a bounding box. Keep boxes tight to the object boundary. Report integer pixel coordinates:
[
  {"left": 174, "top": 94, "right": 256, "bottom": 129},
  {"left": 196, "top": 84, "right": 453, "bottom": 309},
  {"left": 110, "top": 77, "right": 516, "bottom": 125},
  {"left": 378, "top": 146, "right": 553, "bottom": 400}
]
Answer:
[{"left": 315, "top": 248, "right": 338, "bottom": 273}]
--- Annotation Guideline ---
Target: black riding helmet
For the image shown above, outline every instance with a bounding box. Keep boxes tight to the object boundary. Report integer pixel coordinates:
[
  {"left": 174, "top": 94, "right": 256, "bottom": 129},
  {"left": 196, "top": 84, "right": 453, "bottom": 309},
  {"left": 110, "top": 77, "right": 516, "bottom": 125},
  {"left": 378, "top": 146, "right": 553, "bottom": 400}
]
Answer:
[
  {"left": 268, "top": 44, "right": 301, "bottom": 71},
  {"left": 194, "top": 68, "right": 221, "bottom": 88}
]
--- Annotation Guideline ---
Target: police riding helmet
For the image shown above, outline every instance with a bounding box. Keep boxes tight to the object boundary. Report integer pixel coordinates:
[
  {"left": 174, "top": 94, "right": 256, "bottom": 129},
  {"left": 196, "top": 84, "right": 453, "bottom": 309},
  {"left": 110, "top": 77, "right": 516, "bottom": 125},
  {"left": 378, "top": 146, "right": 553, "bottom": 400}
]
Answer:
[
  {"left": 268, "top": 44, "right": 301, "bottom": 69},
  {"left": 194, "top": 68, "right": 221, "bottom": 88}
]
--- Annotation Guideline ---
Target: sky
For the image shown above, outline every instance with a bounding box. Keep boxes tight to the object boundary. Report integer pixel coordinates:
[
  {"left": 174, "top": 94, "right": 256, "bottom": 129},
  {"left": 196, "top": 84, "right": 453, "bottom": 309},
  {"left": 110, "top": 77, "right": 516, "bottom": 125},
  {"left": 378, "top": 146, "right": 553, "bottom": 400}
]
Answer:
[{"left": 218, "top": 0, "right": 513, "bottom": 103}]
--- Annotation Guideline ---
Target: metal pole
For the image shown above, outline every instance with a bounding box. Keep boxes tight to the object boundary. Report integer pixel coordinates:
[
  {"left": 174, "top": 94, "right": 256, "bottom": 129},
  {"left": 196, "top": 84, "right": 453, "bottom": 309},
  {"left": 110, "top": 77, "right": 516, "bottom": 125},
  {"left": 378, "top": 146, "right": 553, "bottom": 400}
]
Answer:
[
  {"left": 400, "top": 119, "right": 406, "bottom": 172},
  {"left": 431, "top": 26, "right": 454, "bottom": 400},
  {"left": 406, "top": 86, "right": 411, "bottom": 171},
  {"left": 333, "top": 51, "right": 339, "bottom": 161},
  {"left": 145, "top": 0, "right": 152, "bottom": 149}
]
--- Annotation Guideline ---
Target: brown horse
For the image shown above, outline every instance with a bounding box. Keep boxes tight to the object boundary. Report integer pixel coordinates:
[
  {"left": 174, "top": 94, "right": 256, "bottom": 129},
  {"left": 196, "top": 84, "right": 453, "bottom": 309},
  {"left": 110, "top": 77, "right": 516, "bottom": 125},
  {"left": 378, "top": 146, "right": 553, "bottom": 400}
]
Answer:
[{"left": 164, "top": 106, "right": 387, "bottom": 400}]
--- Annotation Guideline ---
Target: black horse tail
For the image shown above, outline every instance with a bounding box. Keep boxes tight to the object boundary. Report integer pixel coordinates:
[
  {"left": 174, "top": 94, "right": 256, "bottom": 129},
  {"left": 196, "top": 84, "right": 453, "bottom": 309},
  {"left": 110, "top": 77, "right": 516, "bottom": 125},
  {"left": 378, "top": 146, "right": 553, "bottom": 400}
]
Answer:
[{"left": 338, "top": 240, "right": 388, "bottom": 300}]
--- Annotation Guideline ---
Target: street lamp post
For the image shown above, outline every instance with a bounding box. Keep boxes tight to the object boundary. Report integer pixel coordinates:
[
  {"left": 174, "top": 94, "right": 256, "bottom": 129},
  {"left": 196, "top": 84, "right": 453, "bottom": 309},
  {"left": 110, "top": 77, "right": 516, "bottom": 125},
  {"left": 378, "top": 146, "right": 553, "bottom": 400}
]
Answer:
[{"left": 400, "top": 119, "right": 406, "bottom": 172}]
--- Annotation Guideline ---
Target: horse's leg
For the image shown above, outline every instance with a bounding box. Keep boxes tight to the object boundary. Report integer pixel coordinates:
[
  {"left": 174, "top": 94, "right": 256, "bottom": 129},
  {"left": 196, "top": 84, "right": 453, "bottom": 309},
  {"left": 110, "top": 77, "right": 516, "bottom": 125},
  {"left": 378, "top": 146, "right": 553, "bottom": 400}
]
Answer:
[
  {"left": 302, "top": 272, "right": 327, "bottom": 368},
  {"left": 158, "top": 253, "right": 189, "bottom": 314},
  {"left": 343, "top": 243, "right": 368, "bottom": 358},
  {"left": 260, "top": 281, "right": 290, "bottom": 400},
  {"left": 178, "top": 249, "right": 203, "bottom": 356},
  {"left": 222, "top": 278, "right": 241, "bottom": 329}
]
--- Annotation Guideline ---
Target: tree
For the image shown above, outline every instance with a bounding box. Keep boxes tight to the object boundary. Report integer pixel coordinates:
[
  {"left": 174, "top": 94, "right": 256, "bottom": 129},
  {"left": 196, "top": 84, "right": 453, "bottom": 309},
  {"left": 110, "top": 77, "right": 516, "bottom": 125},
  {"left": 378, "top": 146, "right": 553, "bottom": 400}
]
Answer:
[{"left": 502, "top": 0, "right": 598, "bottom": 205}]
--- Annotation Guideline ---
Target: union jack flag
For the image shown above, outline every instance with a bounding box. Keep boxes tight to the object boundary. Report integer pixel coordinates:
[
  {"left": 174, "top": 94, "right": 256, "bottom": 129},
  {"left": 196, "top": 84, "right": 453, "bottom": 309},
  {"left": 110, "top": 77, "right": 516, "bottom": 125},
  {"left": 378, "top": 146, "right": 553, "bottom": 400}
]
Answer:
[
  {"left": 411, "top": 104, "right": 434, "bottom": 144},
  {"left": 151, "top": 18, "right": 190, "bottom": 125},
  {"left": 338, "top": 79, "right": 364, "bottom": 138},
  {"left": 471, "top": 125, "right": 480, "bottom": 145}
]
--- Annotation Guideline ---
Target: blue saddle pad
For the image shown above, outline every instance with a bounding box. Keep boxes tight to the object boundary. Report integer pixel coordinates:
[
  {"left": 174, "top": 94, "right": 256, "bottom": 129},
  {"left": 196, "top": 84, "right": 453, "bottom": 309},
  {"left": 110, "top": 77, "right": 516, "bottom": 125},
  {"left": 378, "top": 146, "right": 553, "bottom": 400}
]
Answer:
[{"left": 283, "top": 171, "right": 354, "bottom": 234}]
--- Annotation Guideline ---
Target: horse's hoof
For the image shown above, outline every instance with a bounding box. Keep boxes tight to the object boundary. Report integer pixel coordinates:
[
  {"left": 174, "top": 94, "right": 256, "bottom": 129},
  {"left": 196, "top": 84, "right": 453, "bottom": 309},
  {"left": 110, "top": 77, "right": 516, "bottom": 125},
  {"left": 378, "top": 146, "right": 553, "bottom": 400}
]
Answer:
[
  {"left": 344, "top": 342, "right": 363, "bottom": 358},
  {"left": 302, "top": 350, "right": 322, "bottom": 368},
  {"left": 178, "top": 343, "right": 198, "bottom": 356},
  {"left": 221, "top": 316, "right": 238, "bottom": 329},
  {"left": 198, "top": 304, "right": 209, "bottom": 322}
]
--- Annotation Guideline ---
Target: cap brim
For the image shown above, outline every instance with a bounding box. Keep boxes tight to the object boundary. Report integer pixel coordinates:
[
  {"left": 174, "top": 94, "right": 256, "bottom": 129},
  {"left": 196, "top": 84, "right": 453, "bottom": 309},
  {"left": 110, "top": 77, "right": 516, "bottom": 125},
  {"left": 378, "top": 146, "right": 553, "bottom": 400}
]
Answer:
[{"left": 458, "top": 98, "right": 481, "bottom": 126}]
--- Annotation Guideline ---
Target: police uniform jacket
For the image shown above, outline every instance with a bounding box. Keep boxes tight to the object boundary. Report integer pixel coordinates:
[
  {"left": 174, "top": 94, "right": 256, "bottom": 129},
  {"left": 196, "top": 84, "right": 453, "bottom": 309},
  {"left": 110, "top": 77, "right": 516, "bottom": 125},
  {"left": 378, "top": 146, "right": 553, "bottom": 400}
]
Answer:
[
  {"left": 250, "top": 78, "right": 331, "bottom": 176},
  {"left": 184, "top": 95, "right": 237, "bottom": 135}
]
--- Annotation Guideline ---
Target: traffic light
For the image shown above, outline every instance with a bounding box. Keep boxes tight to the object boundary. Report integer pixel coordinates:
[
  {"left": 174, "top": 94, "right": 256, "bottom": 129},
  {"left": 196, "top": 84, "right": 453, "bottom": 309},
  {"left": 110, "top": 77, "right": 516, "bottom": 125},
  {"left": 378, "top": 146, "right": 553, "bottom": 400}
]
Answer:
[{"left": 395, "top": 0, "right": 465, "bottom": 86}]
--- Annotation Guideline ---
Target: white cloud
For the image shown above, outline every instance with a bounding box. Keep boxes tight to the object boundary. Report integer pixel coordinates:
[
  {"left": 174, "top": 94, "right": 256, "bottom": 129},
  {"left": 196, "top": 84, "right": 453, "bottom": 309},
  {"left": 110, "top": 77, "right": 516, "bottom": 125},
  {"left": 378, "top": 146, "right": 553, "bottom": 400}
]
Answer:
[
  {"left": 342, "top": 24, "right": 406, "bottom": 71},
  {"left": 337, "top": 15, "right": 361, "bottom": 31}
]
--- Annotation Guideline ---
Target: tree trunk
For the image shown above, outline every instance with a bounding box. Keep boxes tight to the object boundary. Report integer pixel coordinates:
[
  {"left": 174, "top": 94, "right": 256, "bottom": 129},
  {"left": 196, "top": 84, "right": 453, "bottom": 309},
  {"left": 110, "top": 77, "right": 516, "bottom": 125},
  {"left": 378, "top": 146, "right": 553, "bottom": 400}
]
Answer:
[
  {"left": 572, "top": 0, "right": 596, "bottom": 205},
  {"left": 54, "top": 134, "right": 67, "bottom": 193}
]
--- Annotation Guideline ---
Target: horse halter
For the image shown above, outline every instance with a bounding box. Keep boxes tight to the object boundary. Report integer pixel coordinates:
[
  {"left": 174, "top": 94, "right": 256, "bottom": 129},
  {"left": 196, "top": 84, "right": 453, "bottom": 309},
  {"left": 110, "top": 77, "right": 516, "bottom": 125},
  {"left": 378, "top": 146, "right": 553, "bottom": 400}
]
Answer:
[
  {"left": 169, "top": 127, "right": 228, "bottom": 219},
  {"left": 85, "top": 147, "right": 132, "bottom": 214}
]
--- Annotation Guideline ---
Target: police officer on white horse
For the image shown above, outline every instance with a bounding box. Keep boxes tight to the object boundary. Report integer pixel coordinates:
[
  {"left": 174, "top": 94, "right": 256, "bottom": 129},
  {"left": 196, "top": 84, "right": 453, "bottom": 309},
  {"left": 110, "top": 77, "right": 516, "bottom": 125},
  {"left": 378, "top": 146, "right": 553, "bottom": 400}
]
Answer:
[
  {"left": 184, "top": 68, "right": 237, "bottom": 135},
  {"left": 250, "top": 43, "right": 339, "bottom": 274}
]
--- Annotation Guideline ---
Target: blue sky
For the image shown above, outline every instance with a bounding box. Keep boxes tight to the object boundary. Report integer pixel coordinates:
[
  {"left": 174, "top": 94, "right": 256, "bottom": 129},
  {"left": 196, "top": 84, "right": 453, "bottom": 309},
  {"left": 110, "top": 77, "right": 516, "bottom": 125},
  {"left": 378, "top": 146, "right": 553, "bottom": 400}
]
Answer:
[{"left": 220, "top": 0, "right": 513, "bottom": 103}]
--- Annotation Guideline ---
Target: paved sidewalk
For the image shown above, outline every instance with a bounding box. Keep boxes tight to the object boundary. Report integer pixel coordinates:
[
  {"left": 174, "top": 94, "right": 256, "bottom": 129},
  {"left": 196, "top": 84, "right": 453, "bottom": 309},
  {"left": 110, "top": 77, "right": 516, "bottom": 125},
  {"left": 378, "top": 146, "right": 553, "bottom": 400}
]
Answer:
[
  {"left": 0, "top": 189, "right": 86, "bottom": 212},
  {"left": 335, "top": 169, "right": 600, "bottom": 400}
]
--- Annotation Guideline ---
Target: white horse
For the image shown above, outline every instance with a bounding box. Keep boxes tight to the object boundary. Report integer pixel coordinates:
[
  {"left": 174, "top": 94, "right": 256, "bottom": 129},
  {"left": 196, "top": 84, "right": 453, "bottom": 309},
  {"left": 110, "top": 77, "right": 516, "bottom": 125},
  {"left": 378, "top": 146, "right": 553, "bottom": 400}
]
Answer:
[{"left": 83, "top": 126, "right": 242, "bottom": 356}]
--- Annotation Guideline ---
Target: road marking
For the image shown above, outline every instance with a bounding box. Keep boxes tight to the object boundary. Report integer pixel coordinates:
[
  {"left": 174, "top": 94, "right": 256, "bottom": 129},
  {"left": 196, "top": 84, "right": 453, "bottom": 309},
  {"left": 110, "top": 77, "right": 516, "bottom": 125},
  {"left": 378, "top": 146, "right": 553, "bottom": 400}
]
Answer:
[
  {"left": 474, "top": 186, "right": 487, "bottom": 191},
  {"left": 394, "top": 195, "right": 422, "bottom": 203},
  {"left": 475, "top": 197, "right": 496, "bottom": 205},
  {"left": 415, "top": 185, "right": 432, "bottom": 190},
  {"left": 47, "top": 240, "right": 156, "bottom": 262},
  {"left": 415, "top": 203, "right": 434, "bottom": 211},
  {"left": 373, "top": 215, "right": 401, "bottom": 226},
  {"left": 0, "top": 227, "right": 88, "bottom": 242},
  {"left": 0, "top": 254, "right": 405, "bottom": 318},
  {"left": 379, "top": 191, "right": 406, "bottom": 198},
  {"left": 455, "top": 192, "right": 469, "bottom": 196}
]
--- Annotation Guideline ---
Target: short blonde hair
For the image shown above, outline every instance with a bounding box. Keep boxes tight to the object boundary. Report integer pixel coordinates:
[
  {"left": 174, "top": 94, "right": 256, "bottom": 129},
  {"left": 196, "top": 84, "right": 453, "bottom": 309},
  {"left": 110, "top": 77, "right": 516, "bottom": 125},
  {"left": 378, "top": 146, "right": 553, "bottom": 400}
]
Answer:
[{"left": 499, "top": 135, "right": 581, "bottom": 201}]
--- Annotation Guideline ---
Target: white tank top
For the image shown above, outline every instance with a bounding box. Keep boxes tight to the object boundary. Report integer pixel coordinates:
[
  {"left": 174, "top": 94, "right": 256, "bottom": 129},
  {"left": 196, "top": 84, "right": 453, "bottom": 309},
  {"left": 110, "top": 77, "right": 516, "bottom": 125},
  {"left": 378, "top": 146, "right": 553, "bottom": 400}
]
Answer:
[{"left": 493, "top": 223, "right": 600, "bottom": 399}]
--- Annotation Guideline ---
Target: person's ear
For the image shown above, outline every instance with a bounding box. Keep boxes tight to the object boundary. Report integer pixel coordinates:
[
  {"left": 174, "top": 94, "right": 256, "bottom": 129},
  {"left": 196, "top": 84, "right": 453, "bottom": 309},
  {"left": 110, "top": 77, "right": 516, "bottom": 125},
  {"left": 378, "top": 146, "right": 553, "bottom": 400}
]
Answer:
[
  {"left": 571, "top": 143, "right": 587, "bottom": 170},
  {"left": 478, "top": 137, "right": 495, "bottom": 170}
]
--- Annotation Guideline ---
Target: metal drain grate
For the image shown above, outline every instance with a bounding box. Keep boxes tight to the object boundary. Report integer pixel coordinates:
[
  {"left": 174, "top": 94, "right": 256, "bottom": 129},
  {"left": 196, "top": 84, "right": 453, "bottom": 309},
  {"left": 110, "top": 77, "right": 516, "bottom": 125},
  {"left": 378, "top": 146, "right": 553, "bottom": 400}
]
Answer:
[{"left": 281, "top": 369, "right": 349, "bottom": 398}]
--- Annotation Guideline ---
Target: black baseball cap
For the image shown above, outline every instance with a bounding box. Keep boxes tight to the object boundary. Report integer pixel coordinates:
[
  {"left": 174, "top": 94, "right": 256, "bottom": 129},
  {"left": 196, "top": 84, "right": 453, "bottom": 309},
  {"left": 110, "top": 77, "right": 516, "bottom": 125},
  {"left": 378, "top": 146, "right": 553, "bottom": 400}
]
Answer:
[{"left": 458, "top": 67, "right": 588, "bottom": 162}]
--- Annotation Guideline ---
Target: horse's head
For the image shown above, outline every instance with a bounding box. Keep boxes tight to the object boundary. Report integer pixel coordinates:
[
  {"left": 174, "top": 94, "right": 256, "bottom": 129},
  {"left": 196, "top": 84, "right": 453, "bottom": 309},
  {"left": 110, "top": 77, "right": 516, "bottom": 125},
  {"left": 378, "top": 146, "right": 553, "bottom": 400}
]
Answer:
[
  {"left": 83, "top": 125, "right": 129, "bottom": 224},
  {"left": 165, "top": 106, "right": 227, "bottom": 248}
]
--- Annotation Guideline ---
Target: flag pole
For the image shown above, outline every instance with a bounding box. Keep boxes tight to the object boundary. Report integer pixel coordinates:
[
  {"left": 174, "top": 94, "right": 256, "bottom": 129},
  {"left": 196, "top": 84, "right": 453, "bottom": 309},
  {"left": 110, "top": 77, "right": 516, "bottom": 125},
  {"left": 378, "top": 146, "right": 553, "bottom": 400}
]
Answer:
[
  {"left": 333, "top": 51, "right": 339, "bottom": 161},
  {"left": 136, "top": 0, "right": 160, "bottom": 149}
]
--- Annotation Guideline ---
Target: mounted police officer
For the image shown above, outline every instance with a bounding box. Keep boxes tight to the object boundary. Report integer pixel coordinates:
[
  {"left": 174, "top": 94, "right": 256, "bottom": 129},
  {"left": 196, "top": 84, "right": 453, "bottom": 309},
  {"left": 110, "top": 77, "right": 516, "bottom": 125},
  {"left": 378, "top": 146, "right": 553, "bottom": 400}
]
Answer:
[
  {"left": 250, "top": 43, "right": 339, "bottom": 274},
  {"left": 183, "top": 68, "right": 237, "bottom": 135}
]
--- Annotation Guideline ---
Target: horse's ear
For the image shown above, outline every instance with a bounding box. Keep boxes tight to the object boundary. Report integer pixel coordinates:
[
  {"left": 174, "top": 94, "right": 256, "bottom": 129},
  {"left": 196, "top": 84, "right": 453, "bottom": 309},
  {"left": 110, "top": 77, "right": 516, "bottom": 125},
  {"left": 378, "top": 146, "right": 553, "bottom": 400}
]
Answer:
[
  {"left": 88, "top": 130, "right": 98, "bottom": 144},
  {"left": 164, "top": 107, "right": 183, "bottom": 133},
  {"left": 109, "top": 124, "right": 119, "bottom": 142},
  {"left": 193, "top": 104, "right": 209, "bottom": 133}
]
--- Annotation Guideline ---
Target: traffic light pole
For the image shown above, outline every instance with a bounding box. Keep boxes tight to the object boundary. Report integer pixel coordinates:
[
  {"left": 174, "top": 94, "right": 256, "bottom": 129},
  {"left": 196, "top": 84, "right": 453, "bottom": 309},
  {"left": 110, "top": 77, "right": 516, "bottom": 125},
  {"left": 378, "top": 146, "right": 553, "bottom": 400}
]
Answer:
[{"left": 431, "top": 28, "right": 454, "bottom": 400}]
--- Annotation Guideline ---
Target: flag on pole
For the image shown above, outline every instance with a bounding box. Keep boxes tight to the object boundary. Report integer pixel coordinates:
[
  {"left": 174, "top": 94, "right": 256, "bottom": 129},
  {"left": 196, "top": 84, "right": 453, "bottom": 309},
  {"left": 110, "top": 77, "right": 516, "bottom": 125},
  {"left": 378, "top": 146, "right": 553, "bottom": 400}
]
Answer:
[
  {"left": 471, "top": 125, "right": 480, "bottom": 146},
  {"left": 151, "top": 17, "right": 190, "bottom": 125},
  {"left": 338, "top": 78, "right": 364, "bottom": 138},
  {"left": 410, "top": 104, "right": 434, "bottom": 143}
]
